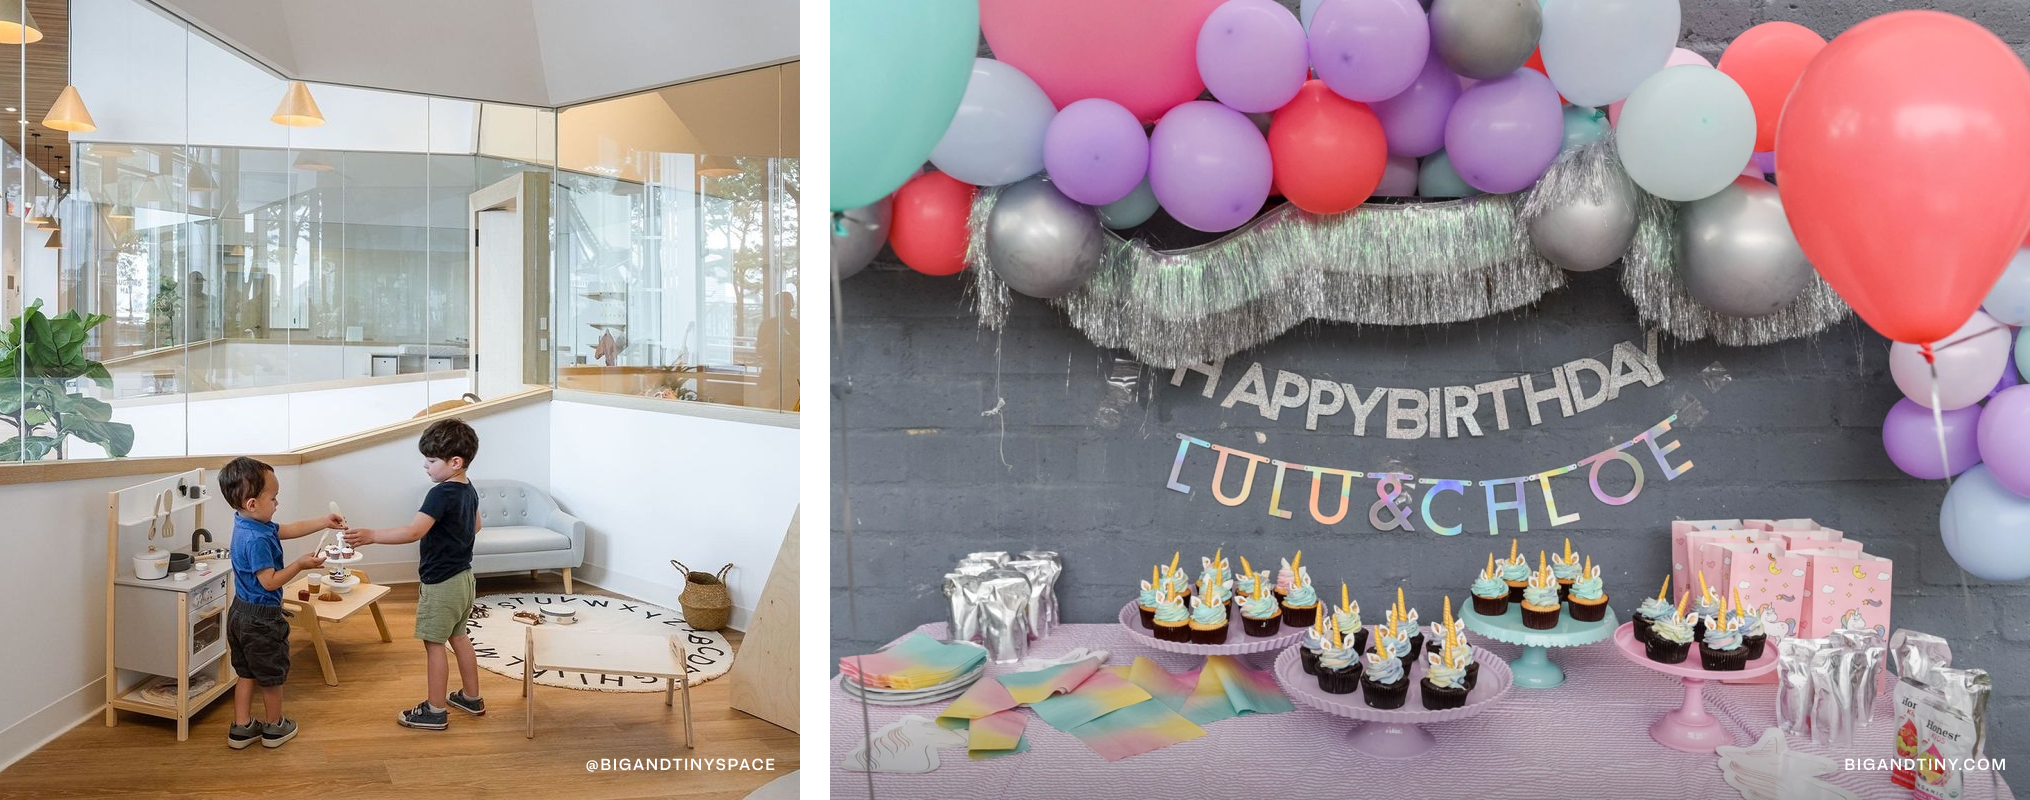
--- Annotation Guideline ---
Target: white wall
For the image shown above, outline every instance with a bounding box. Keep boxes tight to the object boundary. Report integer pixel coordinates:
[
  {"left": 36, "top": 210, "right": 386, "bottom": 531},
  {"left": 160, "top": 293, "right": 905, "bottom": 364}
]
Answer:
[
  {"left": 0, "top": 401, "right": 549, "bottom": 771},
  {"left": 547, "top": 399, "right": 798, "bottom": 631},
  {"left": 94, "top": 375, "right": 469, "bottom": 458}
]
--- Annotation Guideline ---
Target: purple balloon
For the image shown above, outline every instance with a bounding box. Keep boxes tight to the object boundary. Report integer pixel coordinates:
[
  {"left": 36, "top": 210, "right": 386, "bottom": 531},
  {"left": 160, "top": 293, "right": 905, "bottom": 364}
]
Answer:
[
  {"left": 1044, "top": 99, "right": 1150, "bottom": 206},
  {"left": 1978, "top": 385, "right": 2030, "bottom": 496},
  {"left": 1197, "top": 0, "right": 1309, "bottom": 113},
  {"left": 1149, "top": 101, "right": 1273, "bottom": 233},
  {"left": 1309, "top": 0, "right": 1430, "bottom": 103},
  {"left": 1884, "top": 398, "right": 1983, "bottom": 480},
  {"left": 1992, "top": 351, "right": 2021, "bottom": 401},
  {"left": 1373, "top": 52, "right": 1462, "bottom": 158},
  {"left": 1443, "top": 69, "right": 1564, "bottom": 194},
  {"left": 1753, "top": 150, "right": 1776, "bottom": 176}
]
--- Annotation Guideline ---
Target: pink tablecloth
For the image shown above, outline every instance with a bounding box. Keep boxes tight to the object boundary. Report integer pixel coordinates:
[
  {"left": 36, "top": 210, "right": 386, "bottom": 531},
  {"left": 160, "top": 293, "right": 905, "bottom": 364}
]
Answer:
[{"left": 832, "top": 623, "right": 2011, "bottom": 800}]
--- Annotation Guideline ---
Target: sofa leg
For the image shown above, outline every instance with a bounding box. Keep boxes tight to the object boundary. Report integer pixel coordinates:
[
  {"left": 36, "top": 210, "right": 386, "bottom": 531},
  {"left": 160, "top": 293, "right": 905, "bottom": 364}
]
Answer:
[
  {"left": 529, "top": 570, "right": 538, "bottom": 581},
  {"left": 562, "top": 568, "right": 574, "bottom": 595}
]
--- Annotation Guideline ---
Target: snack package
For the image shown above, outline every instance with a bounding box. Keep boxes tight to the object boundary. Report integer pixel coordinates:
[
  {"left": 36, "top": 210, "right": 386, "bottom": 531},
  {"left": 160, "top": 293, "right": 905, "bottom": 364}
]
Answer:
[
  {"left": 1891, "top": 630, "right": 1954, "bottom": 788},
  {"left": 1913, "top": 695, "right": 1977, "bottom": 800}
]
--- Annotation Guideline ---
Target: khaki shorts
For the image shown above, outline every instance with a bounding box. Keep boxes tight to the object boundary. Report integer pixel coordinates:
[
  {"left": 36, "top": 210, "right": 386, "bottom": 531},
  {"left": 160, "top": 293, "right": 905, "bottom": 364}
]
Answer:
[{"left": 415, "top": 569, "right": 475, "bottom": 643}]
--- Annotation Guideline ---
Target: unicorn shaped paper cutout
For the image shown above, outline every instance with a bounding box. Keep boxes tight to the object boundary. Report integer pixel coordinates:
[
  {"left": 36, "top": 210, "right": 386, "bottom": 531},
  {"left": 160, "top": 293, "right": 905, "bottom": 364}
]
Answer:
[{"left": 842, "top": 715, "right": 968, "bottom": 773}]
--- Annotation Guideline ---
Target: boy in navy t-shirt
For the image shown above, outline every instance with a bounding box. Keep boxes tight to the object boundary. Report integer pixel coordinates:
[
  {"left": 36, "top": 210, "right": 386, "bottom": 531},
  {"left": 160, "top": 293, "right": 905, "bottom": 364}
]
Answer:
[
  {"left": 344, "top": 419, "right": 482, "bottom": 730},
  {"left": 220, "top": 456, "right": 347, "bottom": 749}
]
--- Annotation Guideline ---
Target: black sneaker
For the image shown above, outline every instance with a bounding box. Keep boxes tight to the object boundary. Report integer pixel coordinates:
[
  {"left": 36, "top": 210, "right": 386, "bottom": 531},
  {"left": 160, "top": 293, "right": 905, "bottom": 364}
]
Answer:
[
  {"left": 447, "top": 690, "right": 486, "bottom": 717},
  {"left": 227, "top": 720, "right": 262, "bottom": 749},
  {"left": 398, "top": 701, "right": 448, "bottom": 730},
  {"left": 260, "top": 718, "right": 298, "bottom": 748}
]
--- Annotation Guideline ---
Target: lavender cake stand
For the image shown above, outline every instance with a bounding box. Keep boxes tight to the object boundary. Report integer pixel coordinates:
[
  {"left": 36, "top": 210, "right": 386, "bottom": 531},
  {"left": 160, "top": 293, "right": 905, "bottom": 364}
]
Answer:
[
  {"left": 1462, "top": 604, "right": 1618, "bottom": 689},
  {"left": 1116, "top": 601, "right": 1305, "bottom": 666},
  {"left": 1272, "top": 644, "right": 1514, "bottom": 759},
  {"left": 1612, "top": 622, "right": 1779, "bottom": 753}
]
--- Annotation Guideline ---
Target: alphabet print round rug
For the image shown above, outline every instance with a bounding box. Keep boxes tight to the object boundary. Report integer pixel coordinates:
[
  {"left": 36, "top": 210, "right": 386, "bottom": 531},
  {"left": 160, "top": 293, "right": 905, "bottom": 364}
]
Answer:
[{"left": 465, "top": 593, "right": 733, "bottom": 692}]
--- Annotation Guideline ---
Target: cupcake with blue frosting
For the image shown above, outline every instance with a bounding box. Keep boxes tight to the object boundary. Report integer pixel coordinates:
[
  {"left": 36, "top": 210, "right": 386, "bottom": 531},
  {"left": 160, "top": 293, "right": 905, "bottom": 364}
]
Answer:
[
  {"left": 1360, "top": 628, "right": 1410, "bottom": 709},
  {"left": 1137, "top": 565, "right": 1165, "bottom": 629},
  {"left": 1520, "top": 554, "right": 1562, "bottom": 630},
  {"left": 1301, "top": 613, "right": 1334, "bottom": 674},
  {"left": 1732, "top": 590, "right": 1767, "bottom": 660},
  {"left": 1633, "top": 576, "right": 1673, "bottom": 645},
  {"left": 1645, "top": 593, "right": 1696, "bottom": 664},
  {"left": 1568, "top": 557, "right": 1608, "bottom": 622},
  {"left": 1316, "top": 626, "right": 1361, "bottom": 694},
  {"left": 1421, "top": 647, "right": 1471, "bottom": 710},
  {"left": 1472, "top": 553, "right": 1510, "bottom": 616},
  {"left": 1240, "top": 574, "right": 1282, "bottom": 637},
  {"left": 1152, "top": 590, "right": 1191, "bottom": 643},
  {"left": 1499, "top": 540, "right": 1531, "bottom": 602},
  {"left": 1282, "top": 566, "right": 1320, "bottom": 629},
  {"left": 1550, "top": 539, "right": 1582, "bottom": 602},
  {"left": 1188, "top": 592, "right": 1229, "bottom": 645},
  {"left": 1698, "top": 593, "right": 1748, "bottom": 671}
]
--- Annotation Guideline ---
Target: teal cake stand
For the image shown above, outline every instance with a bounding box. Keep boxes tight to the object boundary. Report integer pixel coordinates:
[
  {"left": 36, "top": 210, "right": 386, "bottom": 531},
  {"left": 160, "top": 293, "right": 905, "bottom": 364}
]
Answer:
[{"left": 1462, "top": 604, "right": 1618, "bottom": 689}]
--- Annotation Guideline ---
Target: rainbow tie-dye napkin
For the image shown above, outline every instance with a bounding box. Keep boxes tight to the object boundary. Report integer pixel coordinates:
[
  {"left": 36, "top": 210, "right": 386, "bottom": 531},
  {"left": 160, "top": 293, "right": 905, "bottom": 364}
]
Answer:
[
  {"left": 1031, "top": 670, "right": 1152, "bottom": 730},
  {"left": 838, "top": 633, "right": 986, "bottom": 690},
  {"left": 1178, "top": 655, "right": 1295, "bottom": 725}
]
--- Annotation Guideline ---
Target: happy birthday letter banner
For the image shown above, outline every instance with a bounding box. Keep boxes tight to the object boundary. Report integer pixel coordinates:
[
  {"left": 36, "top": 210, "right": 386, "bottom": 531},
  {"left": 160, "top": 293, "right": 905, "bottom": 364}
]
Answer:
[
  {"left": 1163, "top": 416, "right": 1693, "bottom": 537},
  {"left": 1168, "top": 334, "right": 1662, "bottom": 438}
]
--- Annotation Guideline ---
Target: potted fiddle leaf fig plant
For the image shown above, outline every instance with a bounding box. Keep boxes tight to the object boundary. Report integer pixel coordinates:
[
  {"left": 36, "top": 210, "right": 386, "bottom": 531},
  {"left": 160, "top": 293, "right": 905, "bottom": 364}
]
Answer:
[{"left": 0, "top": 300, "right": 134, "bottom": 461}]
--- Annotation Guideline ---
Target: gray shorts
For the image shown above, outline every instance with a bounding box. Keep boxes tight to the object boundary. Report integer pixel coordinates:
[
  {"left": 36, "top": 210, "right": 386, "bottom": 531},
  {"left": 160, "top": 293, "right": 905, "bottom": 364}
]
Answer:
[{"left": 227, "top": 599, "right": 290, "bottom": 686}]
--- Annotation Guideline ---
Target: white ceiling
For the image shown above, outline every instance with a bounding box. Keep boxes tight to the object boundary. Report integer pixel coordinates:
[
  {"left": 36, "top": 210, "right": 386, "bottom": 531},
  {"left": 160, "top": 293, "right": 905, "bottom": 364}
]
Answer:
[{"left": 145, "top": 0, "right": 799, "bottom": 108}]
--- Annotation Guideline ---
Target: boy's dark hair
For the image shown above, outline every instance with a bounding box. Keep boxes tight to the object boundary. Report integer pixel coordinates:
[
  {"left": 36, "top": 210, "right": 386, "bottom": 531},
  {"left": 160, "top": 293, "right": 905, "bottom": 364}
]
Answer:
[
  {"left": 419, "top": 418, "right": 479, "bottom": 467},
  {"left": 219, "top": 456, "right": 274, "bottom": 511}
]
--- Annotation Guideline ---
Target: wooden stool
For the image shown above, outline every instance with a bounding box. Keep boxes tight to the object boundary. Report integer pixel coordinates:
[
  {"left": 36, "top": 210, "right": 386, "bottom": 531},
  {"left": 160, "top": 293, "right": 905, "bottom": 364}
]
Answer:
[{"left": 523, "top": 627, "right": 693, "bottom": 745}]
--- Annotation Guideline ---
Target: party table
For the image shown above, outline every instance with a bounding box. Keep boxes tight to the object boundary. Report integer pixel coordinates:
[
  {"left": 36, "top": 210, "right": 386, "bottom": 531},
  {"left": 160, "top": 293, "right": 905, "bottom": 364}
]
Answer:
[{"left": 832, "top": 623, "right": 2011, "bottom": 800}]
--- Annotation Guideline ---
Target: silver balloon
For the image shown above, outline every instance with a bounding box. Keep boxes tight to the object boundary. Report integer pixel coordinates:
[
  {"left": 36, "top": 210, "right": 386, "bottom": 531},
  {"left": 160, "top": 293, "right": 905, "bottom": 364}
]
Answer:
[
  {"left": 831, "top": 196, "right": 893, "bottom": 280},
  {"left": 1678, "top": 176, "right": 1813, "bottom": 318},
  {"left": 1430, "top": 0, "right": 1542, "bottom": 80},
  {"left": 1527, "top": 170, "right": 1638, "bottom": 272},
  {"left": 985, "top": 176, "right": 1103, "bottom": 299}
]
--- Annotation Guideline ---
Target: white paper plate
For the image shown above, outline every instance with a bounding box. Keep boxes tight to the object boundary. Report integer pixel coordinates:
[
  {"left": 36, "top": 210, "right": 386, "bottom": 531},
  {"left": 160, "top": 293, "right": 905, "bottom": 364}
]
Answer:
[
  {"left": 839, "top": 677, "right": 977, "bottom": 706},
  {"left": 840, "top": 663, "right": 985, "bottom": 698}
]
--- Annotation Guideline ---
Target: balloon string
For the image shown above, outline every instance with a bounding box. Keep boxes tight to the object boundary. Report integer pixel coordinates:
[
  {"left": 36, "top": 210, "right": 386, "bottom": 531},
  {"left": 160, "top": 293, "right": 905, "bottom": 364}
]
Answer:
[
  {"left": 1925, "top": 354, "right": 1983, "bottom": 679},
  {"left": 829, "top": 230, "right": 875, "bottom": 800}
]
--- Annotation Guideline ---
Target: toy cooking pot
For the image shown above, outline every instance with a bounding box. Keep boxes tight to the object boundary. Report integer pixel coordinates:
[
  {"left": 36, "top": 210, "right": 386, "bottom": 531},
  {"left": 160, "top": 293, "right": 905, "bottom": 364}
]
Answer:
[{"left": 134, "top": 549, "right": 170, "bottom": 580}]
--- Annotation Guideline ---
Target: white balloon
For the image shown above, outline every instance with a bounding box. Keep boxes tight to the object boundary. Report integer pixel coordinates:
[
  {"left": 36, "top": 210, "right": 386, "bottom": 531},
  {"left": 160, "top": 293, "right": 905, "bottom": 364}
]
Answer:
[
  {"left": 1539, "top": 0, "right": 1681, "bottom": 108},
  {"left": 1983, "top": 247, "right": 2030, "bottom": 326},
  {"left": 1888, "top": 310, "right": 2012, "bottom": 411},
  {"left": 1616, "top": 66, "right": 1755, "bottom": 202},
  {"left": 930, "top": 59, "right": 1057, "bottom": 187}
]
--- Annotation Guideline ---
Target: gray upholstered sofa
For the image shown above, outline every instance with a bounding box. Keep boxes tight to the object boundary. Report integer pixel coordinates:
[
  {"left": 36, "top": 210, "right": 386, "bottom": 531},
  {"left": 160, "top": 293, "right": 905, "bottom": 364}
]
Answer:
[{"left": 470, "top": 479, "right": 586, "bottom": 593}]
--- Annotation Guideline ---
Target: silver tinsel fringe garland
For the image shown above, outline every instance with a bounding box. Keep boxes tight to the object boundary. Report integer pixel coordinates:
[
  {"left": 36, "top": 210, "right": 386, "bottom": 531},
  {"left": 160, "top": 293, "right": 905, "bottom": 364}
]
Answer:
[{"left": 967, "top": 134, "right": 1849, "bottom": 366}]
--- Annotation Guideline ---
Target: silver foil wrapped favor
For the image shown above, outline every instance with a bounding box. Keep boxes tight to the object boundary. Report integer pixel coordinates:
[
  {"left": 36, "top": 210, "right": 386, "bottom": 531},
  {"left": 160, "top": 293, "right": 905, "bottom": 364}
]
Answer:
[
  {"left": 1832, "top": 626, "right": 1888, "bottom": 728},
  {"left": 1889, "top": 630, "right": 1956, "bottom": 787},
  {"left": 977, "top": 568, "right": 1032, "bottom": 664},
  {"left": 1007, "top": 559, "right": 1060, "bottom": 640},
  {"left": 954, "top": 561, "right": 996, "bottom": 577},
  {"left": 1019, "top": 550, "right": 1063, "bottom": 633},
  {"left": 1929, "top": 666, "right": 1993, "bottom": 757},
  {"left": 1810, "top": 646, "right": 1867, "bottom": 747},
  {"left": 1777, "top": 637, "right": 1825, "bottom": 735},
  {"left": 964, "top": 551, "right": 1011, "bottom": 567},
  {"left": 943, "top": 572, "right": 984, "bottom": 643}
]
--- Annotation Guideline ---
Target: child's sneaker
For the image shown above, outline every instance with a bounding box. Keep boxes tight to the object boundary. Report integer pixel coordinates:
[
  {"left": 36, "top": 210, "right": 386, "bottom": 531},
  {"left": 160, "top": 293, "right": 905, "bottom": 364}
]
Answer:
[
  {"left": 260, "top": 718, "right": 298, "bottom": 748},
  {"left": 227, "top": 720, "right": 263, "bottom": 749},
  {"left": 398, "top": 701, "right": 449, "bottom": 730},
  {"left": 447, "top": 690, "right": 485, "bottom": 716}
]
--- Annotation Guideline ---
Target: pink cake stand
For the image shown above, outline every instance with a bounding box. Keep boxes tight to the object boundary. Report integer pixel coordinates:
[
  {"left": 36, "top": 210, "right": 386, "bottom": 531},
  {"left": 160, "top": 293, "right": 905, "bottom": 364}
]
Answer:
[
  {"left": 1116, "top": 601, "right": 1306, "bottom": 665},
  {"left": 1612, "top": 622, "right": 1778, "bottom": 753},
  {"left": 1272, "top": 644, "right": 1513, "bottom": 759}
]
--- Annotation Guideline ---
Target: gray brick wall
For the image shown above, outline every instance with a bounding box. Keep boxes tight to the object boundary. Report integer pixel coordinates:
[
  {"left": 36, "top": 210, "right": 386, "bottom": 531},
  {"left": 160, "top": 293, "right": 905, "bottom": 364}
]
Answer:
[{"left": 837, "top": 0, "right": 2030, "bottom": 766}]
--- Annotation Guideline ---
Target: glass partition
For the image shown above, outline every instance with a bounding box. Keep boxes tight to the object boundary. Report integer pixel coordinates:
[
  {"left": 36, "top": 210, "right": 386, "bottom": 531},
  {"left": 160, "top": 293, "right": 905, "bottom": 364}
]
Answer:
[
  {"left": 0, "top": 0, "right": 560, "bottom": 462},
  {"left": 554, "top": 63, "right": 799, "bottom": 413}
]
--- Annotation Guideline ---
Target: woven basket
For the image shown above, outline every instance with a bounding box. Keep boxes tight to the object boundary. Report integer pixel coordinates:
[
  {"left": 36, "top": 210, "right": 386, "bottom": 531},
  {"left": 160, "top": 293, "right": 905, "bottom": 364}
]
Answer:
[{"left": 672, "top": 560, "right": 734, "bottom": 631}]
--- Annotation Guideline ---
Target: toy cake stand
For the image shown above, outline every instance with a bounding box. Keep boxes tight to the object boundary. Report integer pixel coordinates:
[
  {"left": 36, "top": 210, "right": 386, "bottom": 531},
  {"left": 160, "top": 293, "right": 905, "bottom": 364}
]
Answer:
[
  {"left": 1462, "top": 605, "right": 1617, "bottom": 689},
  {"left": 1272, "top": 644, "right": 1513, "bottom": 760},
  {"left": 1612, "top": 623, "right": 1777, "bottom": 753},
  {"left": 1117, "top": 601, "right": 1306, "bottom": 666}
]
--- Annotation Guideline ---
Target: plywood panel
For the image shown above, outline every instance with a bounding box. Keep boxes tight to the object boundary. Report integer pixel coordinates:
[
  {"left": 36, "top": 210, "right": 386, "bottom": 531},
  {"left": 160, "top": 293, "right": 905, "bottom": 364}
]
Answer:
[{"left": 728, "top": 508, "right": 798, "bottom": 732}]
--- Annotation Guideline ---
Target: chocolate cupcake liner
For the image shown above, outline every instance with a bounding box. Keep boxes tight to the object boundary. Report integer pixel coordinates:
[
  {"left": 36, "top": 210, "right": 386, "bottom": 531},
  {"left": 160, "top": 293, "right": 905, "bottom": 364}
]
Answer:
[
  {"left": 1472, "top": 594, "right": 1509, "bottom": 617},
  {"left": 1568, "top": 598, "right": 1608, "bottom": 622},
  {"left": 1520, "top": 604, "right": 1562, "bottom": 630}
]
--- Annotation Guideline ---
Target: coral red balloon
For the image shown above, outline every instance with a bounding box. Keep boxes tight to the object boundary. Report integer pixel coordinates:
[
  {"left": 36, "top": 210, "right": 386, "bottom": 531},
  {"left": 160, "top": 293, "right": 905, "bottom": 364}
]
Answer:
[
  {"left": 1522, "top": 48, "right": 1567, "bottom": 105},
  {"left": 1718, "top": 21, "right": 1827, "bottom": 152},
  {"left": 981, "top": 0, "right": 1226, "bottom": 123},
  {"left": 1268, "top": 80, "right": 1388, "bottom": 215},
  {"left": 887, "top": 171, "right": 978, "bottom": 276},
  {"left": 1777, "top": 11, "right": 2030, "bottom": 344}
]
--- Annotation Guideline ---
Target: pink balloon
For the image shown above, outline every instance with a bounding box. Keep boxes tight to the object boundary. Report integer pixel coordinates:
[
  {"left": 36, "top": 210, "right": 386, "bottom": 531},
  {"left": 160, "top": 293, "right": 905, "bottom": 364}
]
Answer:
[
  {"left": 1149, "top": 101, "right": 1273, "bottom": 232},
  {"left": 1889, "top": 310, "right": 2014, "bottom": 410},
  {"left": 983, "top": 0, "right": 1227, "bottom": 123},
  {"left": 1609, "top": 48, "right": 1713, "bottom": 126},
  {"left": 1197, "top": 0, "right": 1308, "bottom": 113}
]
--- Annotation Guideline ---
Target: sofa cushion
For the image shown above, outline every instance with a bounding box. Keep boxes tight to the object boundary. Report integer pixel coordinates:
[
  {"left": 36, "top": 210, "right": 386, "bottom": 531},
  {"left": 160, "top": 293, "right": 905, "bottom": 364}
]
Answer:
[{"left": 473, "top": 525, "right": 572, "bottom": 556}]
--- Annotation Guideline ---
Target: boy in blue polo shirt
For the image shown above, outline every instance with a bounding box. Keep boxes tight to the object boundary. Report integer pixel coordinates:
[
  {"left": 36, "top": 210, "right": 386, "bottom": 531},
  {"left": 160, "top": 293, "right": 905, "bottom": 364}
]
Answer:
[{"left": 221, "top": 456, "right": 347, "bottom": 749}]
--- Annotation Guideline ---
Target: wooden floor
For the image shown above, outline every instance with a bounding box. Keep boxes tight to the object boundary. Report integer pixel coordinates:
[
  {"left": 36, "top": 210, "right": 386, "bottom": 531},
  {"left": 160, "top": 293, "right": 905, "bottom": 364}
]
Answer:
[{"left": 0, "top": 575, "right": 797, "bottom": 800}]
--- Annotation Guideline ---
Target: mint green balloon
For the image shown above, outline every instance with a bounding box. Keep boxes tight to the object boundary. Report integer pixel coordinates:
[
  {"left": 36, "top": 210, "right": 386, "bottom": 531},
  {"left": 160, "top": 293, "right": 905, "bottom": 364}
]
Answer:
[
  {"left": 1418, "top": 150, "right": 1483, "bottom": 198},
  {"left": 833, "top": 0, "right": 979, "bottom": 211},
  {"left": 1561, "top": 105, "right": 1609, "bottom": 151},
  {"left": 2018, "top": 326, "right": 2029, "bottom": 381}
]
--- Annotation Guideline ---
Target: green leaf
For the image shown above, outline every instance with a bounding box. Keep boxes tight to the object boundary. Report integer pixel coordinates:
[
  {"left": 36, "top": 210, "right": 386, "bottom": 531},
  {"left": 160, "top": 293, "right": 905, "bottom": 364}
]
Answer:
[{"left": 0, "top": 434, "right": 61, "bottom": 462}]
